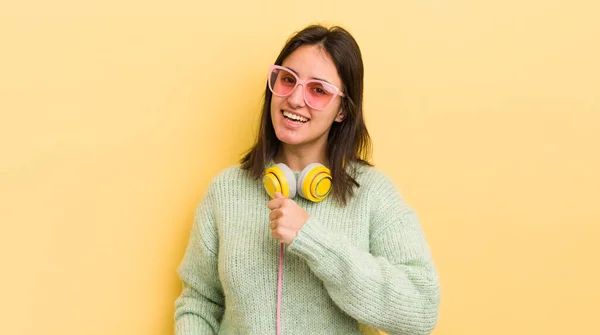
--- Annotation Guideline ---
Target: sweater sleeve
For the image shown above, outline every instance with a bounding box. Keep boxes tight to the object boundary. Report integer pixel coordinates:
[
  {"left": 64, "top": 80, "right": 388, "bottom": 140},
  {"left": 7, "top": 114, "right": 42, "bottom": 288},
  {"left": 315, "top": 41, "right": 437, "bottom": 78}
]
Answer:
[
  {"left": 174, "top": 187, "right": 224, "bottom": 335},
  {"left": 286, "top": 172, "right": 440, "bottom": 335}
]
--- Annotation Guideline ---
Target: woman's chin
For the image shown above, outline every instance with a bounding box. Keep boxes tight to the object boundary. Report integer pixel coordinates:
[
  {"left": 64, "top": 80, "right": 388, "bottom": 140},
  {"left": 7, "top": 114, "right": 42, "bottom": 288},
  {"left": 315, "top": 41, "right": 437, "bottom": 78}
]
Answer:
[
  {"left": 275, "top": 135, "right": 302, "bottom": 146},
  {"left": 274, "top": 129, "right": 305, "bottom": 145}
]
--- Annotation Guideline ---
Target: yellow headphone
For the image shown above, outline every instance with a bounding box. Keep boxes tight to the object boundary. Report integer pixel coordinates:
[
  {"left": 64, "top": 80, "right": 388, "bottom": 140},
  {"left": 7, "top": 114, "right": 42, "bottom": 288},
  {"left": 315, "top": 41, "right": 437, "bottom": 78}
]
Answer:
[{"left": 263, "top": 163, "right": 332, "bottom": 202}]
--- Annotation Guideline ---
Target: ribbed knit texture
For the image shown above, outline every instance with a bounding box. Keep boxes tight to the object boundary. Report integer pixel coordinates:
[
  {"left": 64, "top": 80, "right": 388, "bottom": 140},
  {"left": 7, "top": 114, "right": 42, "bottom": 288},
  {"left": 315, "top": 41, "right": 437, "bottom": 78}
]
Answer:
[{"left": 174, "top": 161, "right": 440, "bottom": 335}]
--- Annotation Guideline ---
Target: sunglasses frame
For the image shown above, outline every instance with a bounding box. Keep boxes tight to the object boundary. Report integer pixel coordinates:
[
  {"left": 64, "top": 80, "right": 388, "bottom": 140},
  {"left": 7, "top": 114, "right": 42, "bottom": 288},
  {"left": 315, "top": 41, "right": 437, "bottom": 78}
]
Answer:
[{"left": 267, "top": 65, "right": 345, "bottom": 111}]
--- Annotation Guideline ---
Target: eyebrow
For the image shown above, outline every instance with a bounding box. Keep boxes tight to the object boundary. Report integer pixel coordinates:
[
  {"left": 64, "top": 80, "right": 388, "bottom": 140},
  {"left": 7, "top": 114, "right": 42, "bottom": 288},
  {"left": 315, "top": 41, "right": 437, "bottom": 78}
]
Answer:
[{"left": 285, "top": 66, "right": 334, "bottom": 85}]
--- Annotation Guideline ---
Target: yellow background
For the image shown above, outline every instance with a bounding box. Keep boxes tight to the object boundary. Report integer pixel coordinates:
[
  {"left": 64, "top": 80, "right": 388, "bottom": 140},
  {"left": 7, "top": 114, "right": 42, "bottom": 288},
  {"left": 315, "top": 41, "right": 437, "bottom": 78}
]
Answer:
[{"left": 1, "top": 1, "right": 599, "bottom": 334}]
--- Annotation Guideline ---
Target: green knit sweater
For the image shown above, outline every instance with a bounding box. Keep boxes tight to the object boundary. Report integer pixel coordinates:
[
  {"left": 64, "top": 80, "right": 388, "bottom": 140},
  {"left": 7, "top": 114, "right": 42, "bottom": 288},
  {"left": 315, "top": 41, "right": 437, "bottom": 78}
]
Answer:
[{"left": 174, "top": 161, "right": 440, "bottom": 334}]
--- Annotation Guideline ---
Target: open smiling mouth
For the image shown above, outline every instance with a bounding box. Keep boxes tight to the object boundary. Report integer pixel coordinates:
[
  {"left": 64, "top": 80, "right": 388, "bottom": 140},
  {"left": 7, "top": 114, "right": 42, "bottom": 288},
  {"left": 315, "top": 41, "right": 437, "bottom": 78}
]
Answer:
[{"left": 282, "top": 110, "right": 309, "bottom": 124}]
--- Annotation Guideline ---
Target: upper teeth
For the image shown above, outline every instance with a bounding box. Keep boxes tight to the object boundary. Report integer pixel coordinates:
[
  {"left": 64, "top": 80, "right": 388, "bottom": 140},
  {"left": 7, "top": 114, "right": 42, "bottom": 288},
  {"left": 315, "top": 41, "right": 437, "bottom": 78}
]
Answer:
[{"left": 283, "top": 111, "right": 308, "bottom": 122}]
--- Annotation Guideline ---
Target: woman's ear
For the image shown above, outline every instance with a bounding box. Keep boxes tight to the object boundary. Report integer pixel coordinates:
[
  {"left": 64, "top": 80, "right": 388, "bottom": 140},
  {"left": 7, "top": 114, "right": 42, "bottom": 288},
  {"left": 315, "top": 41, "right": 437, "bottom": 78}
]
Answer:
[{"left": 334, "top": 108, "right": 345, "bottom": 122}]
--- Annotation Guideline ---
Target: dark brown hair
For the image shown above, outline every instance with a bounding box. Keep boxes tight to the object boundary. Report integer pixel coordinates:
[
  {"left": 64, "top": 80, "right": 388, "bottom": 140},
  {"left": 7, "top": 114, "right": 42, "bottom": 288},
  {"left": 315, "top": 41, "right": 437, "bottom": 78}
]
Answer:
[{"left": 240, "top": 24, "right": 372, "bottom": 206}]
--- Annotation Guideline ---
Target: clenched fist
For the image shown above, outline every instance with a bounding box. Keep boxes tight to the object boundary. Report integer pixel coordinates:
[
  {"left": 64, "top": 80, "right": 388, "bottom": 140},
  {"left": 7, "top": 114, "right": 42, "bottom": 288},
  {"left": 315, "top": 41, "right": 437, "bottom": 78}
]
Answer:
[{"left": 267, "top": 192, "right": 310, "bottom": 245}]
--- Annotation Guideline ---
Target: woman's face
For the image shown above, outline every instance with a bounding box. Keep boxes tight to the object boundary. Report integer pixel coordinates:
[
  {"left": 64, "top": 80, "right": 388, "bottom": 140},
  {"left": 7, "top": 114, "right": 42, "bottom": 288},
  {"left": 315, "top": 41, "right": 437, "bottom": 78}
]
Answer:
[{"left": 270, "top": 44, "right": 345, "bottom": 149}]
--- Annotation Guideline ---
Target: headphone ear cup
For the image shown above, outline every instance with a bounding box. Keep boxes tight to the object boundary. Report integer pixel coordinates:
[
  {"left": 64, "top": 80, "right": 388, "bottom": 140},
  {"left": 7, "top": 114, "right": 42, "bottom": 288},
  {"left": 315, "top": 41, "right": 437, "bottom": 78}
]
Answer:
[
  {"left": 278, "top": 163, "right": 297, "bottom": 198},
  {"left": 263, "top": 163, "right": 297, "bottom": 198},
  {"left": 297, "top": 163, "right": 332, "bottom": 202}
]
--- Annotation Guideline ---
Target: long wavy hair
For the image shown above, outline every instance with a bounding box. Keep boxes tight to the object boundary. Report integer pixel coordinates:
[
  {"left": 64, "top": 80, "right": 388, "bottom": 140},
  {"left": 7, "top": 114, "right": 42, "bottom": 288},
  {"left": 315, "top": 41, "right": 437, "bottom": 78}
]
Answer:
[{"left": 240, "top": 24, "right": 372, "bottom": 206}]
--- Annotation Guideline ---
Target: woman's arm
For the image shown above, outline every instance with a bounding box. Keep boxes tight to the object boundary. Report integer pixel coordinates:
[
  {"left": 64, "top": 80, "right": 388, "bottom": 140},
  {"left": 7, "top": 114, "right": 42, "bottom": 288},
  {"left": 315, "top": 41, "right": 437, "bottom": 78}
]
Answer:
[
  {"left": 174, "top": 188, "right": 224, "bottom": 334},
  {"left": 287, "top": 173, "right": 440, "bottom": 335}
]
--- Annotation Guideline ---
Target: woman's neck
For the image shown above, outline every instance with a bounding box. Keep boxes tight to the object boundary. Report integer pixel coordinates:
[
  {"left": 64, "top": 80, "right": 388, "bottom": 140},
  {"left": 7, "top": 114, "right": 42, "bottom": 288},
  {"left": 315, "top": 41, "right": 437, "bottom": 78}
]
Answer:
[{"left": 273, "top": 144, "right": 328, "bottom": 171}]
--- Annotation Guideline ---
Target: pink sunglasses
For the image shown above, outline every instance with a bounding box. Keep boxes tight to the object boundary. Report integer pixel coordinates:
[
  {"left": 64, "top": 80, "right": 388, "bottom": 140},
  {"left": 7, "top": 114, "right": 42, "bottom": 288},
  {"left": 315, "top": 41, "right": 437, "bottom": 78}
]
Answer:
[{"left": 267, "top": 65, "right": 345, "bottom": 110}]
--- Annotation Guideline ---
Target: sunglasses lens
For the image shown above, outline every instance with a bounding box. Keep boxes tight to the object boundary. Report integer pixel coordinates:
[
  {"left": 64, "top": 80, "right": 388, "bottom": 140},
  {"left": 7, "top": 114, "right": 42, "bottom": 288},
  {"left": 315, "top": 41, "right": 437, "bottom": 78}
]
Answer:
[
  {"left": 269, "top": 67, "right": 296, "bottom": 96},
  {"left": 305, "top": 82, "right": 336, "bottom": 110},
  {"left": 268, "top": 67, "right": 338, "bottom": 110}
]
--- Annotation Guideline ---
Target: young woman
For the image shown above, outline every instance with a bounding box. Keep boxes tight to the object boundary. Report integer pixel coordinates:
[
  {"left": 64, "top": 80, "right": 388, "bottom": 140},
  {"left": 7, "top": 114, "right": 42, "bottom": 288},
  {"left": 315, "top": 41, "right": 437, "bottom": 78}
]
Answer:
[{"left": 175, "top": 24, "right": 440, "bottom": 335}]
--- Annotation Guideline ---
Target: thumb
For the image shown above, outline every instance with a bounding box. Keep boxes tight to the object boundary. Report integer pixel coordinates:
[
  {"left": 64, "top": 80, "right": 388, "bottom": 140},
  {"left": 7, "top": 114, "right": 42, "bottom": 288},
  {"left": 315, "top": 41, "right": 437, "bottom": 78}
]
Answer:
[{"left": 275, "top": 192, "right": 286, "bottom": 199}]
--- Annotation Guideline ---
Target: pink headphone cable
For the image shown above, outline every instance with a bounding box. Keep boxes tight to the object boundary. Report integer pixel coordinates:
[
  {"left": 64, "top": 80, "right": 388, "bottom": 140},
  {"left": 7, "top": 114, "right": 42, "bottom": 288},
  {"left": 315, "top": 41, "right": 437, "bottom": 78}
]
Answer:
[{"left": 277, "top": 242, "right": 284, "bottom": 335}]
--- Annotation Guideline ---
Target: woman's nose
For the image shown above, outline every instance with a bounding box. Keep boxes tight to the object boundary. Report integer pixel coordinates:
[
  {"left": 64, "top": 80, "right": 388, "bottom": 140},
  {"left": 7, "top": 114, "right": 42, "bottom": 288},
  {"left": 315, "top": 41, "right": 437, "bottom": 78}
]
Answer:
[{"left": 286, "top": 84, "right": 306, "bottom": 108}]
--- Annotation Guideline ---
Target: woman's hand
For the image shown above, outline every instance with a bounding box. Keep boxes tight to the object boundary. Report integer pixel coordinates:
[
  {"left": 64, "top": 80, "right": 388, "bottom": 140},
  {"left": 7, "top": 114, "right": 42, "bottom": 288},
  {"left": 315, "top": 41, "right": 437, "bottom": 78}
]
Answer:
[{"left": 267, "top": 192, "right": 310, "bottom": 245}]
